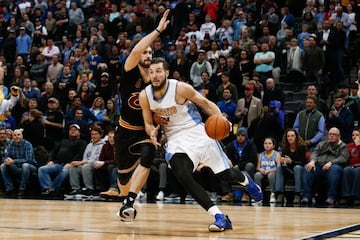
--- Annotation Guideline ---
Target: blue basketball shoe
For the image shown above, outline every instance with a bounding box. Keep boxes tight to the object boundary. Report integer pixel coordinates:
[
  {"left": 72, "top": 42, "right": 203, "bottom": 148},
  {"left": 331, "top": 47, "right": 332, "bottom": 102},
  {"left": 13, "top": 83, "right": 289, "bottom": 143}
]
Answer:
[
  {"left": 208, "top": 214, "right": 233, "bottom": 232},
  {"left": 243, "top": 172, "right": 263, "bottom": 202}
]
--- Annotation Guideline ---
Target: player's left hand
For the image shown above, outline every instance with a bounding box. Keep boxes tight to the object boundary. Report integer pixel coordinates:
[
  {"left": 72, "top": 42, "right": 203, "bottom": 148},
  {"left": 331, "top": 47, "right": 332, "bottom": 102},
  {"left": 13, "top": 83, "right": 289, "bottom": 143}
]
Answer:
[{"left": 150, "top": 125, "right": 162, "bottom": 148}]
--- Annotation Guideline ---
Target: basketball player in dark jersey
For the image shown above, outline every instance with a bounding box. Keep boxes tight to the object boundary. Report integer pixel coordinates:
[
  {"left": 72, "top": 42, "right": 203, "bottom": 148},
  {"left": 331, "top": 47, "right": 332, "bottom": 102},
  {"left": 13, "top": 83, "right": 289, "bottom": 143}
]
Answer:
[{"left": 115, "top": 9, "right": 170, "bottom": 221}]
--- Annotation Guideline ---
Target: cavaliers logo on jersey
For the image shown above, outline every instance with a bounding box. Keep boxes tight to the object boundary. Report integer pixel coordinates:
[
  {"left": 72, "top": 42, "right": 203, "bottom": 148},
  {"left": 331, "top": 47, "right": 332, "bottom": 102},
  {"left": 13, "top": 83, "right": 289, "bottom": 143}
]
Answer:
[{"left": 128, "top": 92, "right": 141, "bottom": 110}]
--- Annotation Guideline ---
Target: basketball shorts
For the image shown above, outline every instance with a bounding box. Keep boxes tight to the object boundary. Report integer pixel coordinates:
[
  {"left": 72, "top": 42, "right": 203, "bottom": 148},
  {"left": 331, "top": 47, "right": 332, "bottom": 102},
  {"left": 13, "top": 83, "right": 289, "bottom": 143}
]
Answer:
[{"left": 164, "top": 124, "right": 231, "bottom": 174}]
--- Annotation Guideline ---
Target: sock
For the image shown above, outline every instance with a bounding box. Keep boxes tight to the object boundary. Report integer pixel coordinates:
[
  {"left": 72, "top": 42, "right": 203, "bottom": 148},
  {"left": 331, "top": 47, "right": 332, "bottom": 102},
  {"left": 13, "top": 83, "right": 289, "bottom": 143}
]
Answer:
[
  {"left": 126, "top": 192, "right": 137, "bottom": 206},
  {"left": 240, "top": 174, "right": 249, "bottom": 186},
  {"left": 207, "top": 205, "right": 222, "bottom": 217}
]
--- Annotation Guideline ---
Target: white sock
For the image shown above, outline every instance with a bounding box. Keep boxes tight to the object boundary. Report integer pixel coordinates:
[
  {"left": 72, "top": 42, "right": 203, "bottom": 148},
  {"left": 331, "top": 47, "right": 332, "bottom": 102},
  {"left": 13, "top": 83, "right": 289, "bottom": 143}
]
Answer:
[
  {"left": 208, "top": 205, "right": 222, "bottom": 217},
  {"left": 240, "top": 174, "right": 249, "bottom": 186}
]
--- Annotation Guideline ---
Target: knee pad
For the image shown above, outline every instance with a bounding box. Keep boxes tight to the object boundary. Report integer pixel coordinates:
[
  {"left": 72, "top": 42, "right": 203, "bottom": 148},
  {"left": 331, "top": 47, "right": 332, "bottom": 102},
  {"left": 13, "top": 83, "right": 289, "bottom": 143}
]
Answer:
[
  {"left": 139, "top": 144, "right": 155, "bottom": 168},
  {"left": 117, "top": 171, "right": 133, "bottom": 185},
  {"left": 216, "top": 168, "right": 244, "bottom": 183}
]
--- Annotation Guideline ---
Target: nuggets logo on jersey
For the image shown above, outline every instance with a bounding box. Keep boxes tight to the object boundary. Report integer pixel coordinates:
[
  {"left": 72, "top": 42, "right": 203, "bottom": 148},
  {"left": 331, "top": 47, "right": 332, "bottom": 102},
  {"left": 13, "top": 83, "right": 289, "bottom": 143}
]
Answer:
[{"left": 154, "top": 106, "right": 177, "bottom": 117}]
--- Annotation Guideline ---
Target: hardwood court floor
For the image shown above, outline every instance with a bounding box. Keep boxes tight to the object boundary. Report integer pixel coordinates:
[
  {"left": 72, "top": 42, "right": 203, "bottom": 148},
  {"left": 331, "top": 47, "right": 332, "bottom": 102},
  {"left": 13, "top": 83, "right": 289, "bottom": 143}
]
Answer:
[{"left": 0, "top": 198, "right": 359, "bottom": 240}]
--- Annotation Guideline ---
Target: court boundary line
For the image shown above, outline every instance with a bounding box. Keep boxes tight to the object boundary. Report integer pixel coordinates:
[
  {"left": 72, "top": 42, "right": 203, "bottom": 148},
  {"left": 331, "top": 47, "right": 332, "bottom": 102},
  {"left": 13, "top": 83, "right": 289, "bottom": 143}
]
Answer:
[{"left": 298, "top": 223, "right": 360, "bottom": 240}]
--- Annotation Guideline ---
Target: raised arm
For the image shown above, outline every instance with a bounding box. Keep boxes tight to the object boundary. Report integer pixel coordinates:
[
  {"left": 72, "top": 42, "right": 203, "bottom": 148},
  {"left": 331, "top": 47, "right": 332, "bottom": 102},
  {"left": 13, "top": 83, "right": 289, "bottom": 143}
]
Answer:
[{"left": 124, "top": 9, "right": 170, "bottom": 72}]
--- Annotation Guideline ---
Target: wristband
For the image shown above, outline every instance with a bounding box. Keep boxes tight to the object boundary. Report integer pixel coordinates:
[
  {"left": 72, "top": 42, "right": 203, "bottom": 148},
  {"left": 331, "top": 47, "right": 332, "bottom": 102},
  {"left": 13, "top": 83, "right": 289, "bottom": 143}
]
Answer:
[{"left": 155, "top": 29, "right": 161, "bottom": 34}]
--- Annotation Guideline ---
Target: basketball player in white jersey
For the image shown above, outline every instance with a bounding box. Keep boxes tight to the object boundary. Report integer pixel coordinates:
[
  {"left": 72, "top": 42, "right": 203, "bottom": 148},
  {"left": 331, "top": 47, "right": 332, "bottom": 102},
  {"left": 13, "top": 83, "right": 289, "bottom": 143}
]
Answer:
[{"left": 139, "top": 58, "right": 263, "bottom": 232}]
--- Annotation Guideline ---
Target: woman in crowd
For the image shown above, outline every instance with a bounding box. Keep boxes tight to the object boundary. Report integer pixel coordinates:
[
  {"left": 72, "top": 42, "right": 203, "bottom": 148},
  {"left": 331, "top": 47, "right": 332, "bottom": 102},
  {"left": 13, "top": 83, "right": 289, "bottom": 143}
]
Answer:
[
  {"left": 341, "top": 128, "right": 360, "bottom": 205},
  {"left": 275, "top": 128, "right": 307, "bottom": 204}
]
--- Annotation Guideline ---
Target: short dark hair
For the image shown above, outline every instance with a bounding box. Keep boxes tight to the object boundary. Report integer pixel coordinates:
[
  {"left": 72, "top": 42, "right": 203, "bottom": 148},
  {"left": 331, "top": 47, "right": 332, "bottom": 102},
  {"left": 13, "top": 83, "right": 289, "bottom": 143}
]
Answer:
[
  {"left": 306, "top": 95, "right": 317, "bottom": 103},
  {"left": 150, "top": 57, "right": 169, "bottom": 71}
]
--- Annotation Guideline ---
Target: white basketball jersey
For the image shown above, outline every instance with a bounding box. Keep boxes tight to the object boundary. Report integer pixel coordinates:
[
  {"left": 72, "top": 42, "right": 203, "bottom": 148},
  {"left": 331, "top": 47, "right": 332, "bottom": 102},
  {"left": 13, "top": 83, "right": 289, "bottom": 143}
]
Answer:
[{"left": 145, "top": 79, "right": 203, "bottom": 139}]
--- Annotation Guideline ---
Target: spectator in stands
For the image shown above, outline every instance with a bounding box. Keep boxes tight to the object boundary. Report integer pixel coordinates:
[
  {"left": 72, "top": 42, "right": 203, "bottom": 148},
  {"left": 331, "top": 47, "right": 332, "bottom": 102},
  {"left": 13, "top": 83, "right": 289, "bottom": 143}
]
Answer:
[
  {"left": 42, "top": 97, "right": 64, "bottom": 152},
  {"left": 38, "top": 82, "right": 55, "bottom": 112},
  {"left": 216, "top": 19, "right": 233, "bottom": 47},
  {"left": 275, "top": 128, "right": 307, "bottom": 204},
  {"left": 340, "top": 128, "right": 360, "bottom": 205},
  {"left": 29, "top": 53, "right": 46, "bottom": 89},
  {"left": 46, "top": 54, "right": 63, "bottom": 84},
  {"left": 42, "top": 38, "right": 60, "bottom": 65},
  {"left": 20, "top": 98, "right": 38, "bottom": 127},
  {"left": 16, "top": 27, "right": 32, "bottom": 62},
  {"left": 22, "top": 78, "right": 40, "bottom": 101},
  {"left": 298, "top": 84, "right": 329, "bottom": 118},
  {"left": 302, "top": 127, "right": 349, "bottom": 205},
  {"left": 235, "top": 83, "right": 263, "bottom": 128},
  {"left": 327, "top": 92, "right": 353, "bottom": 144},
  {"left": 190, "top": 49, "right": 212, "bottom": 91},
  {"left": 89, "top": 97, "right": 106, "bottom": 124},
  {"left": 239, "top": 28, "right": 255, "bottom": 54},
  {"left": 303, "top": 35, "right": 325, "bottom": 89},
  {"left": 248, "top": 106, "right": 283, "bottom": 153},
  {"left": 199, "top": 71, "right": 217, "bottom": 103},
  {"left": 55, "top": 64, "right": 76, "bottom": 111},
  {"left": 170, "top": 48, "right": 190, "bottom": 81},
  {"left": 262, "top": 78, "right": 284, "bottom": 108},
  {"left": 67, "top": 124, "right": 105, "bottom": 196},
  {"left": 294, "top": 95, "right": 325, "bottom": 151},
  {"left": 280, "top": 7, "right": 295, "bottom": 29},
  {"left": 239, "top": 50, "right": 254, "bottom": 85},
  {"left": 23, "top": 109, "right": 45, "bottom": 149},
  {"left": 336, "top": 83, "right": 360, "bottom": 129},
  {"left": 232, "top": 11, "right": 247, "bottom": 41},
  {"left": 286, "top": 38, "right": 303, "bottom": 90},
  {"left": 254, "top": 137, "right": 281, "bottom": 203},
  {"left": 222, "top": 127, "right": 258, "bottom": 202},
  {"left": 216, "top": 71, "right": 238, "bottom": 102},
  {"left": 92, "top": 129, "right": 117, "bottom": 193},
  {"left": 200, "top": 14, "right": 216, "bottom": 40},
  {"left": 38, "top": 123, "right": 87, "bottom": 197},
  {"left": 1, "top": 128, "right": 37, "bottom": 197},
  {"left": 217, "top": 88, "right": 237, "bottom": 124},
  {"left": 254, "top": 42, "right": 275, "bottom": 86}
]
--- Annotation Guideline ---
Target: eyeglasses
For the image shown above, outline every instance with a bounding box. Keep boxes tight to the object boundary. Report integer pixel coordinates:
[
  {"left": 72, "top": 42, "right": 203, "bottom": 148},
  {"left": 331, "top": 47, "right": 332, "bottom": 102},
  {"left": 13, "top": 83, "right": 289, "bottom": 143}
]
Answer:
[{"left": 328, "top": 133, "right": 339, "bottom": 136}]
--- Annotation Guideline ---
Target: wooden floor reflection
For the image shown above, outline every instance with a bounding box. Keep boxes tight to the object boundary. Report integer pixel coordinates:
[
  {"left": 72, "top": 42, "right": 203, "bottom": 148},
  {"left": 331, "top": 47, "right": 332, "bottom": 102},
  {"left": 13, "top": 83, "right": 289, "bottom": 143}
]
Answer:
[{"left": 0, "top": 198, "right": 358, "bottom": 239}]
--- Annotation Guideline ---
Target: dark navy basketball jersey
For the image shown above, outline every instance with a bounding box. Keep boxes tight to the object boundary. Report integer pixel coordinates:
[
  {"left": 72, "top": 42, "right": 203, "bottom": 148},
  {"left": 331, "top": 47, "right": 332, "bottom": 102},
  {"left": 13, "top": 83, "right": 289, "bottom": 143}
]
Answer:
[{"left": 119, "top": 65, "right": 149, "bottom": 129}]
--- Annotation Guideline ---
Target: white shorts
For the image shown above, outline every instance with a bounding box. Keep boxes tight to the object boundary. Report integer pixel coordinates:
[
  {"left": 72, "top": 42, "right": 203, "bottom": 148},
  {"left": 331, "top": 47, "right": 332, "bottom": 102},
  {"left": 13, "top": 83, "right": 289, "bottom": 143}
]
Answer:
[{"left": 164, "top": 124, "right": 231, "bottom": 174}]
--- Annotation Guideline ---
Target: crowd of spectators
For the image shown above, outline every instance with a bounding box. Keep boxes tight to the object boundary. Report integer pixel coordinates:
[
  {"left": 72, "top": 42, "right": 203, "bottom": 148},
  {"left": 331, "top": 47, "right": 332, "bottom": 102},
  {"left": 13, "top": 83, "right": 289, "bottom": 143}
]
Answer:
[{"left": 0, "top": 0, "right": 359, "bottom": 206}]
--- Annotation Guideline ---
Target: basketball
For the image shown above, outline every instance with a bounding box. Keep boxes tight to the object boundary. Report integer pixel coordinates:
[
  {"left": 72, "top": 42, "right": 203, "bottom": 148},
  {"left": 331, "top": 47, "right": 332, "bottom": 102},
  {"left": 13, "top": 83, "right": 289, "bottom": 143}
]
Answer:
[{"left": 205, "top": 115, "right": 231, "bottom": 140}]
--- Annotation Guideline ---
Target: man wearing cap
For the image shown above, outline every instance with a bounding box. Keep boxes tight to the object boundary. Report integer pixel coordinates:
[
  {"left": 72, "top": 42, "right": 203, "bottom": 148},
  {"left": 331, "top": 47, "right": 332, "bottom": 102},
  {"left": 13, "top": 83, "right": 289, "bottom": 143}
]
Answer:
[
  {"left": 235, "top": 84, "right": 263, "bottom": 128},
  {"left": 221, "top": 127, "right": 258, "bottom": 201},
  {"left": 16, "top": 26, "right": 32, "bottom": 62},
  {"left": 94, "top": 72, "right": 114, "bottom": 103},
  {"left": 337, "top": 82, "right": 360, "bottom": 129},
  {"left": 42, "top": 97, "right": 64, "bottom": 152},
  {"left": 216, "top": 71, "right": 238, "bottom": 102},
  {"left": 2, "top": 29, "right": 16, "bottom": 64},
  {"left": 38, "top": 123, "right": 87, "bottom": 197},
  {"left": 327, "top": 92, "right": 353, "bottom": 143}
]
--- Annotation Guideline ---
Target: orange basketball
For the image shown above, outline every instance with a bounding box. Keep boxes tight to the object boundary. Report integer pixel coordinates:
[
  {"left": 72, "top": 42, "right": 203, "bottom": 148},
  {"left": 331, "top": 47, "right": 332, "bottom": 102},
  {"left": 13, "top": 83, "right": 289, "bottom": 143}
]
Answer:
[{"left": 205, "top": 115, "right": 231, "bottom": 140}]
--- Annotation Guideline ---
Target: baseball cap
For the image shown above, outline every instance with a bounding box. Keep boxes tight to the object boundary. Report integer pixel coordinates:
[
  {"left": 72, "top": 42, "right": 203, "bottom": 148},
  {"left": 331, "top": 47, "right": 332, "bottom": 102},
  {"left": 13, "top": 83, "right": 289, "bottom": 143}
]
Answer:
[
  {"left": 69, "top": 123, "right": 80, "bottom": 130},
  {"left": 101, "top": 72, "right": 109, "bottom": 77},
  {"left": 198, "top": 49, "right": 206, "bottom": 54},
  {"left": 19, "top": 27, "right": 26, "bottom": 30},
  {"left": 245, "top": 84, "right": 254, "bottom": 91},
  {"left": 48, "top": 97, "right": 59, "bottom": 103}
]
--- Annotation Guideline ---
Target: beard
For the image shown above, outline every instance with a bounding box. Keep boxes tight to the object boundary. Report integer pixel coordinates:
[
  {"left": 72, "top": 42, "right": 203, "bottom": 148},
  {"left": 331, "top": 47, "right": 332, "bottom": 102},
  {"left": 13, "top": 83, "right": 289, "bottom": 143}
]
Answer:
[
  {"left": 139, "top": 59, "right": 151, "bottom": 68},
  {"left": 152, "top": 78, "right": 167, "bottom": 91}
]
